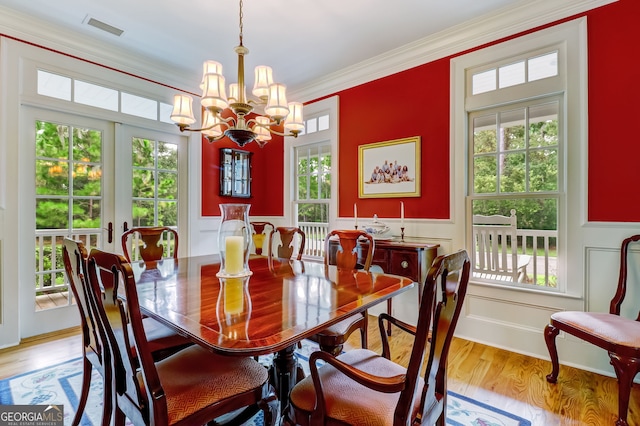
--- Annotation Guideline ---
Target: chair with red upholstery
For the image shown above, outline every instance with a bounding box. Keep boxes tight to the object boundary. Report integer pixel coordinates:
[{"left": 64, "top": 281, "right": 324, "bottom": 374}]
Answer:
[
  {"left": 287, "top": 250, "right": 471, "bottom": 426},
  {"left": 85, "top": 248, "right": 279, "bottom": 426},
  {"left": 121, "top": 226, "right": 178, "bottom": 262},
  {"left": 544, "top": 234, "right": 640, "bottom": 426}
]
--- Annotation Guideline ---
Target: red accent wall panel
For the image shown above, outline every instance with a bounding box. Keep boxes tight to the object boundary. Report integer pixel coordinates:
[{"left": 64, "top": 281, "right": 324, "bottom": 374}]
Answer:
[
  {"left": 585, "top": 0, "right": 640, "bottom": 221},
  {"left": 201, "top": 133, "right": 284, "bottom": 217},
  {"left": 337, "top": 59, "right": 451, "bottom": 221}
]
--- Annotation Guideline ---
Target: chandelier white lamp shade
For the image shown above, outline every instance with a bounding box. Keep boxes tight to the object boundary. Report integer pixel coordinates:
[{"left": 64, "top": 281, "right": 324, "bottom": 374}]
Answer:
[{"left": 170, "top": 0, "right": 303, "bottom": 148}]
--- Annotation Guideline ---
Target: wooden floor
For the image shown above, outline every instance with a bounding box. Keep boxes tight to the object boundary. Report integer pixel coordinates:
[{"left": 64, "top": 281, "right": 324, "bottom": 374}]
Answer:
[{"left": 0, "top": 320, "right": 637, "bottom": 426}]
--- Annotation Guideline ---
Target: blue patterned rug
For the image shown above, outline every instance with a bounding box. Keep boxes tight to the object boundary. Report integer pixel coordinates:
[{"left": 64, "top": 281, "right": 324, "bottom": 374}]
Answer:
[{"left": 0, "top": 342, "right": 530, "bottom": 426}]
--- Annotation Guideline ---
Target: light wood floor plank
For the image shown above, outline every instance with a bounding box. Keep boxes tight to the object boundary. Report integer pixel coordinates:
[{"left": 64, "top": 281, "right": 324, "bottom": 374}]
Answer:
[{"left": 1, "top": 319, "right": 638, "bottom": 425}]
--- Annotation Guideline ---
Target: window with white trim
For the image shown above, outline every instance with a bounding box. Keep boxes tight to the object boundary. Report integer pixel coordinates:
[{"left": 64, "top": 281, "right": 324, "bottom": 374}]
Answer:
[{"left": 465, "top": 40, "right": 570, "bottom": 291}]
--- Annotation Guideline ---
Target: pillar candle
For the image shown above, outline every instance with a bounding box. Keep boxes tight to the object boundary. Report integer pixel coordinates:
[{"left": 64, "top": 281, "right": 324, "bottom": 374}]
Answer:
[
  {"left": 225, "top": 235, "right": 245, "bottom": 274},
  {"left": 400, "top": 201, "right": 405, "bottom": 228},
  {"left": 354, "top": 203, "right": 358, "bottom": 227}
]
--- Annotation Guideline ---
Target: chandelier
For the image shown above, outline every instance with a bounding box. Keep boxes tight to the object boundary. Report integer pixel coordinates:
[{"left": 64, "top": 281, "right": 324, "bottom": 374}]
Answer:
[{"left": 170, "top": 0, "right": 304, "bottom": 148}]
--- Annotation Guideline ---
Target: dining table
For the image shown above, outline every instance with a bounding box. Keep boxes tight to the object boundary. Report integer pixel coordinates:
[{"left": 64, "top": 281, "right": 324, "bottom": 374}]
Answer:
[{"left": 131, "top": 254, "right": 415, "bottom": 411}]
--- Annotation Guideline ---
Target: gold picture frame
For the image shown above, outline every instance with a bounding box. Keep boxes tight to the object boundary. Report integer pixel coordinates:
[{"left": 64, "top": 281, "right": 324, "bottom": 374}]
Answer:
[{"left": 358, "top": 136, "right": 421, "bottom": 198}]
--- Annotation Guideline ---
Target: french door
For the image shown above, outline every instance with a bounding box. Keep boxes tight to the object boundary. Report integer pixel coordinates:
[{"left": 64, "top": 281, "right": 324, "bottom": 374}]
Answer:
[{"left": 20, "top": 107, "right": 185, "bottom": 337}]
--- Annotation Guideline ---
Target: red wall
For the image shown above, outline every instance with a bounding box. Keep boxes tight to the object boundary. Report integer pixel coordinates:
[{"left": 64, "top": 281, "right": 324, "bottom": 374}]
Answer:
[
  {"left": 585, "top": 0, "right": 640, "bottom": 221},
  {"left": 201, "top": 132, "right": 285, "bottom": 217},
  {"left": 204, "top": 0, "right": 640, "bottom": 222}
]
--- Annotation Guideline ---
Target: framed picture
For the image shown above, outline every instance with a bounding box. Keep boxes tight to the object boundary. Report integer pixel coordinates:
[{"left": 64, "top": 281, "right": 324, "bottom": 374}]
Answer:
[{"left": 358, "top": 136, "right": 421, "bottom": 198}]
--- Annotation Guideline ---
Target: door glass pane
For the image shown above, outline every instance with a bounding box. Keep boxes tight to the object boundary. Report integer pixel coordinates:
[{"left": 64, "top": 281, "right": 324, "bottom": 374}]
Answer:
[
  {"left": 35, "top": 120, "right": 103, "bottom": 311},
  {"left": 131, "top": 137, "right": 179, "bottom": 228},
  {"left": 132, "top": 137, "right": 155, "bottom": 168},
  {"left": 133, "top": 169, "right": 156, "bottom": 197},
  {"left": 133, "top": 200, "right": 154, "bottom": 226},
  {"left": 158, "top": 201, "right": 178, "bottom": 227},
  {"left": 158, "top": 141, "right": 178, "bottom": 169}
]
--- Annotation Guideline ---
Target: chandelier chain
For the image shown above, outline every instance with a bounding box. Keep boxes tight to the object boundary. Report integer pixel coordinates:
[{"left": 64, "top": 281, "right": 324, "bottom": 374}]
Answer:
[{"left": 238, "top": 0, "right": 244, "bottom": 45}]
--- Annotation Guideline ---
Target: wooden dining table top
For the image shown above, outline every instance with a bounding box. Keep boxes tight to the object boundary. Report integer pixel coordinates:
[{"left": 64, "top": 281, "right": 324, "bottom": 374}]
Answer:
[{"left": 131, "top": 255, "right": 415, "bottom": 357}]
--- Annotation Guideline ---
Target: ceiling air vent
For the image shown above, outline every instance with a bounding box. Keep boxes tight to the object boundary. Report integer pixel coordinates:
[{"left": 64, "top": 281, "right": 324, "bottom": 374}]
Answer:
[{"left": 85, "top": 16, "right": 124, "bottom": 37}]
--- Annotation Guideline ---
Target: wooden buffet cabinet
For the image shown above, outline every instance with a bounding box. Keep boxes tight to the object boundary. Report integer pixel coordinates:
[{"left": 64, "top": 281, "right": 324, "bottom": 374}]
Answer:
[{"left": 328, "top": 236, "right": 440, "bottom": 296}]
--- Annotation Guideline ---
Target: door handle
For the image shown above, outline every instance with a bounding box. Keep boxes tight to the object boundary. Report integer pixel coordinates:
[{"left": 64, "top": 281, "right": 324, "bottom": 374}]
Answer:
[
  {"left": 106, "top": 222, "right": 113, "bottom": 244},
  {"left": 123, "top": 221, "right": 129, "bottom": 232}
]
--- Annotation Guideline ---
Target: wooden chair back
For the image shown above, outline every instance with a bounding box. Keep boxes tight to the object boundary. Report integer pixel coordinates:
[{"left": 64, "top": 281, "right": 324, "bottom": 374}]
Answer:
[
  {"left": 269, "top": 226, "right": 306, "bottom": 260},
  {"left": 250, "top": 221, "right": 274, "bottom": 255},
  {"left": 63, "top": 238, "right": 97, "bottom": 356},
  {"left": 323, "top": 229, "right": 374, "bottom": 271},
  {"left": 287, "top": 250, "right": 470, "bottom": 425},
  {"left": 121, "top": 226, "right": 178, "bottom": 262},
  {"left": 472, "top": 209, "right": 530, "bottom": 282},
  {"left": 86, "top": 248, "right": 157, "bottom": 425},
  {"left": 410, "top": 250, "right": 470, "bottom": 424},
  {"left": 62, "top": 238, "right": 112, "bottom": 426}
]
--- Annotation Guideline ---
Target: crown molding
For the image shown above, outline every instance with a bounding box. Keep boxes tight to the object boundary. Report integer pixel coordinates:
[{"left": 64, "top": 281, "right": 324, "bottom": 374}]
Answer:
[
  {"left": 0, "top": 5, "right": 199, "bottom": 93},
  {"left": 290, "top": 0, "right": 618, "bottom": 103}
]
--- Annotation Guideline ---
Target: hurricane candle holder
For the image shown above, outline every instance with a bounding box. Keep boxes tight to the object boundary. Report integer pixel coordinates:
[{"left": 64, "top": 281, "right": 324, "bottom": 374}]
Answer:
[
  {"left": 217, "top": 203, "right": 252, "bottom": 277},
  {"left": 217, "top": 276, "right": 251, "bottom": 340}
]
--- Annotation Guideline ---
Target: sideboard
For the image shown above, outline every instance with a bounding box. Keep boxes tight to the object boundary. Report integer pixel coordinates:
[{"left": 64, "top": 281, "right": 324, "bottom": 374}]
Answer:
[{"left": 328, "top": 236, "right": 440, "bottom": 332}]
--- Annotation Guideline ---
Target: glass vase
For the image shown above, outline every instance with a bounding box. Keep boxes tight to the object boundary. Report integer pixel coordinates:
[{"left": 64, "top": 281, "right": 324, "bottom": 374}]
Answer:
[{"left": 217, "top": 203, "right": 252, "bottom": 277}]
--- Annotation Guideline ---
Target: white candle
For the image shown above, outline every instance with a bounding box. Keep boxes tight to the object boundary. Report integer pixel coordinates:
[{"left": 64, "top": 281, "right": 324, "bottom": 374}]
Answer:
[
  {"left": 400, "top": 201, "right": 405, "bottom": 228},
  {"left": 225, "top": 235, "right": 245, "bottom": 274},
  {"left": 354, "top": 203, "right": 358, "bottom": 227}
]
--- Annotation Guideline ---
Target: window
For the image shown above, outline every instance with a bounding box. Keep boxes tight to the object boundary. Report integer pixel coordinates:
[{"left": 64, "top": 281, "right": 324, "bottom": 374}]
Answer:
[
  {"left": 37, "top": 69, "right": 174, "bottom": 123},
  {"left": 465, "top": 41, "right": 569, "bottom": 291},
  {"left": 295, "top": 143, "right": 331, "bottom": 222},
  {"left": 469, "top": 98, "right": 560, "bottom": 288}
]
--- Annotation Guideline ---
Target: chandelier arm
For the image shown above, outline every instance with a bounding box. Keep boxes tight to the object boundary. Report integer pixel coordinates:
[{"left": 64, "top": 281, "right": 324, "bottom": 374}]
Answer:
[
  {"left": 248, "top": 118, "right": 300, "bottom": 138},
  {"left": 205, "top": 133, "right": 226, "bottom": 143},
  {"left": 176, "top": 114, "right": 236, "bottom": 133}
]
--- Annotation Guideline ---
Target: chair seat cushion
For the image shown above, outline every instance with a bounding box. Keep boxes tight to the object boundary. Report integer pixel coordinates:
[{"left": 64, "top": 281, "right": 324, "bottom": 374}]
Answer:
[
  {"left": 290, "top": 349, "right": 423, "bottom": 425},
  {"left": 142, "top": 345, "right": 269, "bottom": 425},
  {"left": 551, "top": 311, "right": 640, "bottom": 348}
]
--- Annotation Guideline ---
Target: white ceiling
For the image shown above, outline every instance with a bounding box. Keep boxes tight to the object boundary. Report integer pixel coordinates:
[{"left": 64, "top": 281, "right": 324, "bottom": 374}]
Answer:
[
  {"left": 0, "top": 0, "right": 611, "bottom": 100},
  {"left": 0, "top": 0, "right": 528, "bottom": 92}
]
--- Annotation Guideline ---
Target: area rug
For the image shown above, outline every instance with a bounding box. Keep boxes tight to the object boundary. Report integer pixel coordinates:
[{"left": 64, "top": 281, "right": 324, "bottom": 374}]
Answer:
[{"left": 0, "top": 342, "right": 530, "bottom": 426}]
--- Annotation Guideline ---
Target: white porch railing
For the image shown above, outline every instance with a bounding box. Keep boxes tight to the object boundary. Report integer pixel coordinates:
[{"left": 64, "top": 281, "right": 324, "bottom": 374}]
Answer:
[
  {"left": 35, "top": 229, "right": 102, "bottom": 297},
  {"left": 517, "top": 229, "right": 558, "bottom": 287},
  {"left": 298, "top": 221, "right": 328, "bottom": 259}
]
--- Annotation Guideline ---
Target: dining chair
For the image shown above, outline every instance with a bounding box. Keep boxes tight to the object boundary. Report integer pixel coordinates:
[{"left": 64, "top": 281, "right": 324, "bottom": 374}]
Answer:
[
  {"left": 544, "top": 234, "right": 640, "bottom": 426},
  {"left": 63, "top": 239, "right": 190, "bottom": 426},
  {"left": 251, "top": 221, "right": 275, "bottom": 255},
  {"left": 62, "top": 238, "right": 112, "bottom": 426},
  {"left": 121, "top": 226, "right": 179, "bottom": 262},
  {"left": 269, "top": 226, "right": 306, "bottom": 260},
  {"left": 85, "top": 248, "right": 280, "bottom": 426},
  {"left": 287, "top": 249, "right": 471, "bottom": 426},
  {"left": 306, "top": 229, "right": 375, "bottom": 355}
]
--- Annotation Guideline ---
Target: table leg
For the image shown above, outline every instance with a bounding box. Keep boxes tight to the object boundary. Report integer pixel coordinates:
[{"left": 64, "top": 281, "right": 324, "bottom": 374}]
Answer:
[{"left": 271, "top": 344, "right": 299, "bottom": 412}]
